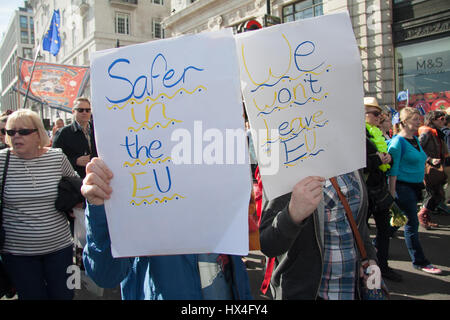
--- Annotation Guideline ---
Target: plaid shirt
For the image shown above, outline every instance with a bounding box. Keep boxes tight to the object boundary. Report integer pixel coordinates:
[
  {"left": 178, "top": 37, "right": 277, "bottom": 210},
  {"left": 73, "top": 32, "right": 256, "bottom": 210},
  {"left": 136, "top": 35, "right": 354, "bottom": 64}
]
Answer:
[{"left": 318, "top": 172, "right": 361, "bottom": 300}]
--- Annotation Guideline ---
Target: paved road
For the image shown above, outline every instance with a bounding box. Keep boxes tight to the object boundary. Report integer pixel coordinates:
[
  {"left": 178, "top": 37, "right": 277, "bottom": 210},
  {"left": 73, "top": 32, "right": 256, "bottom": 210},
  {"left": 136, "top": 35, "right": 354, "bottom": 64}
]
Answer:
[
  {"left": 4, "top": 211, "right": 449, "bottom": 300},
  {"left": 73, "top": 210, "right": 449, "bottom": 300},
  {"left": 248, "top": 212, "right": 450, "bottom": 300}
]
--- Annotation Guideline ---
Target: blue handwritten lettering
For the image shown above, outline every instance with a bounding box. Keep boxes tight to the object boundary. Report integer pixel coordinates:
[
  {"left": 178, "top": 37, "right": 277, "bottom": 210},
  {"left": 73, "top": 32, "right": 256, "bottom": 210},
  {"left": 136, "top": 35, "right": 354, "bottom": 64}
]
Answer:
[
  {"left": 121, "top": 135, "right": 163, "bottom": 159},
  {"left": 153, "top": 166, "right": 172, "bottom": 193},
  {"left": 294, "top": 41, "right": 324, "bottom": 72},
  {"left": 106, "top": 53, "right": 204, "bottom": 103}
]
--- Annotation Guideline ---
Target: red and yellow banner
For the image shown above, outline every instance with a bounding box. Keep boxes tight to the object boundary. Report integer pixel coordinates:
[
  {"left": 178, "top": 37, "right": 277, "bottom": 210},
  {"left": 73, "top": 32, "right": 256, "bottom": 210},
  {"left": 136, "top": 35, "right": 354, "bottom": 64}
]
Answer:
[{"left": 17, "top": 57, "right": 90, "bottom": 112}]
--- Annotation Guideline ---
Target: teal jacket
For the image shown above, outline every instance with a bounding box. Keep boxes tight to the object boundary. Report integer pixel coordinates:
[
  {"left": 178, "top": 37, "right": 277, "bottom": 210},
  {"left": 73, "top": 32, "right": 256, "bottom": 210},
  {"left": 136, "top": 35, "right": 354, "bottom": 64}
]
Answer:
[
  {"left": 82, "top": 204, "right": 252, "bottom": 300},
  {"left": 387, "top": 135, "right": 427, "bottom": 183}
]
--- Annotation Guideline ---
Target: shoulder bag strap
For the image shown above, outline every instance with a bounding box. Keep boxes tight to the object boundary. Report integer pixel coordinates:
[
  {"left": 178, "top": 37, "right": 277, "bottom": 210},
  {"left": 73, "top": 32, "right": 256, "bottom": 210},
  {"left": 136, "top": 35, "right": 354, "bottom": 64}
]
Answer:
[
  {"left": 1, "top": 149, "right": 11, "bottom": 224},
  {"left": 329, "top": 176, "right": 369, "bottom": 268}
]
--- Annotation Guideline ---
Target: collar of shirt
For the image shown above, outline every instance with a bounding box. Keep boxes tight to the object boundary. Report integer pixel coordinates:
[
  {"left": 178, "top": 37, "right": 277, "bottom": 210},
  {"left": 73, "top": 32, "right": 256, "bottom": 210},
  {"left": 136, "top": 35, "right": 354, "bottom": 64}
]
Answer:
[{"left": 74, "top": 120, "right": 91, "bottom": 133}]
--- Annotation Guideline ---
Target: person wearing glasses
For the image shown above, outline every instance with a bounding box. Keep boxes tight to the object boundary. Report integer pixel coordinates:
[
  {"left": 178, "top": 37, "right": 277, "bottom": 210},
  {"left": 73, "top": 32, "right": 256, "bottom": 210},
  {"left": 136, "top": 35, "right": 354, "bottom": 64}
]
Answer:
[
  {"left": 362, "top": 97, "right": 401, "bottom": 282},
  {"left": 417, "top": 110, "right": 449, "bottom": 228},
  {"left": 52, "top": 97, "right": 98, "bottom": 179},
  {"left": 0, "top": 115, "right": 9, "bottom": 150},
  {"left": 388, "top": 107, "right": 442, "bottom": 275},
  {"left": 52, "top": 97, "right": 98, "bottom": 272},
  {"left": 0, "top": 109, "right": 79, "bottom": 299}
]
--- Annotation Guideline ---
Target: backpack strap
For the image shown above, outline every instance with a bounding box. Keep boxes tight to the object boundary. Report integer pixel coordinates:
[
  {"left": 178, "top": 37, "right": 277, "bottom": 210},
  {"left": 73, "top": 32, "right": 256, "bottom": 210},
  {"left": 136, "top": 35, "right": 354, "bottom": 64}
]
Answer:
[{"left": 0, "top": 149, "right": 11, "bottom": 248}]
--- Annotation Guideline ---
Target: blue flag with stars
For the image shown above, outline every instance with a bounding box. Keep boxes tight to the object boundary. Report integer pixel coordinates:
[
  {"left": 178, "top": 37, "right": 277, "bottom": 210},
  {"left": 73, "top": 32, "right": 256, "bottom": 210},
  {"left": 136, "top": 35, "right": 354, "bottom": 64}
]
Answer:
[{"left": 42, "top": 9, "right": 61, "bottom": 56}]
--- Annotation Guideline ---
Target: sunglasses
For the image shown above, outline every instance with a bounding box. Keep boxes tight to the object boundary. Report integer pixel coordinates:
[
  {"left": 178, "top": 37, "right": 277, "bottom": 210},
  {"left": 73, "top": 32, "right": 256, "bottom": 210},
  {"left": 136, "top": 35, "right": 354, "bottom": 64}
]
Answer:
[
  {"left": 366, "top": 111, "right": 382, "bottom": 117},
  {"left": 0, "top": 128, "right": 5, "bottom": 135},
  {"left": 436, "top": 116, "right": 445, "bottom": 121},
  {"left": 6, "top": 128, "right": 38, "bottom": 136},
  {"left": 75, "top": 108, "right": 91, "bottom": 113}
]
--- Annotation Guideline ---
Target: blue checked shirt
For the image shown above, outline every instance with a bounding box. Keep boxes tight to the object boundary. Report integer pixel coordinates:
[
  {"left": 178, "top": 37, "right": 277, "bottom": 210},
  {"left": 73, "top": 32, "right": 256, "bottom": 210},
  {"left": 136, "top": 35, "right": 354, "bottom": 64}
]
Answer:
[{"left": 318, "top": 172, "right": 360, "bottom": 300}]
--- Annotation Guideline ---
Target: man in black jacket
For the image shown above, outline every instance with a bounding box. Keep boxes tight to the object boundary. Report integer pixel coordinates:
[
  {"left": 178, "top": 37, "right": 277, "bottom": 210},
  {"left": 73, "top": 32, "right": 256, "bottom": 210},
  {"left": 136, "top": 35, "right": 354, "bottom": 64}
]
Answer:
[
  {"left": 53, "top": 97, "right": 97, "bottom": 179},
  {"left": 52, "top": 97, "right": 97, "bottom": 270}
]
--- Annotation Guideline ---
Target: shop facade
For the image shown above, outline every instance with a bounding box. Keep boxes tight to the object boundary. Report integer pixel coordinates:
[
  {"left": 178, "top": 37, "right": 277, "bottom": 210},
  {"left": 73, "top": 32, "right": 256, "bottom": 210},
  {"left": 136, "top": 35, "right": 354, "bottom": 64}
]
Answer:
[{"left": 393, "top": 0, "right": 450, "bottom": 112}]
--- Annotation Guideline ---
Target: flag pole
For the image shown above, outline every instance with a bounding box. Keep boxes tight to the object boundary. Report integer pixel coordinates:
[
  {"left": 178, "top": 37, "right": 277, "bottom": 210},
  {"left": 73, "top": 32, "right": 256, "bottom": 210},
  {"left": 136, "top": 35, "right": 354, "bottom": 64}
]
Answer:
[
  {"left": 22, "top": 47, "right": 41, "bottom": 108},
  {"left": 22, "top": 8, "right": 55, "bottom": 110}
]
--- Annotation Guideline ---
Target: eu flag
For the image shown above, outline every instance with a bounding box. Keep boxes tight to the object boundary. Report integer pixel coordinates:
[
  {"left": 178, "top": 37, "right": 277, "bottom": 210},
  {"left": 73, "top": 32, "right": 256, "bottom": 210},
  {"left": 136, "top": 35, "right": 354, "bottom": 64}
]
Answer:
[
  {"left": 42, "top": 10, "right": 61, "bottom": 56},
  {"left": 397, "top": 90, "right": 408, "bottom": 102}
]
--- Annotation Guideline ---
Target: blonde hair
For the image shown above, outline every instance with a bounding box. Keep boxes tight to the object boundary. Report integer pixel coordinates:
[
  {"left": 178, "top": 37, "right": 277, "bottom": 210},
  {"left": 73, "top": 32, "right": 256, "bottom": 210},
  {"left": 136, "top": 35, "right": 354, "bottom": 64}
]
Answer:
[
  {"left": 393, "top": 107, "right": 421, "bottom": 134},
  {"left": 5, "top": 109, "right": 50, "bottom": 148}
]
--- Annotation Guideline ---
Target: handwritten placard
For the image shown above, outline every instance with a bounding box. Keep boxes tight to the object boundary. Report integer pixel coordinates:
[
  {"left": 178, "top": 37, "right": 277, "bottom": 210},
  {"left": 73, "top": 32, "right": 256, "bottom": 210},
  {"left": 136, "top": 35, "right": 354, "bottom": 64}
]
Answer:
[
  {"left": 236, "top": 12, "right": 366, "bottom": 200},
  {"left": 90, "top": 29, "right": 251, "bottom": 257}
]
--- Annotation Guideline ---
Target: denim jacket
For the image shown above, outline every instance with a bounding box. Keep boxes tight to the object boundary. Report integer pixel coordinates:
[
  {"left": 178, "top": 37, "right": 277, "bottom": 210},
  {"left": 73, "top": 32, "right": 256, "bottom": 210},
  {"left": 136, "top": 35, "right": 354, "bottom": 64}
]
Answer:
[{"left": 83, "top": 204, "right": 252, "bottom": 300}]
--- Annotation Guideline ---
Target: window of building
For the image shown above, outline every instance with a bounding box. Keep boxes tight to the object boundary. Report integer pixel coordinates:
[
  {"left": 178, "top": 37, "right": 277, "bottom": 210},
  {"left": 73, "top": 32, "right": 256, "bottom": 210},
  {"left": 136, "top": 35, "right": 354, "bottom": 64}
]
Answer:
[
  {"left": 152, "top": 0, "right": 164, "bottom": 4},
  {"left": 83, "top": 49, "right": 89, "bottom": 65},
  {"left": 72, "top": 23, "right": 76, "bottom": 48},
  {"left": 83, "top": 16, "right": 88, "bottom": 39},
  {"left": 20, "top": 15, "right": 28, "bottom": 29},
  {"left": 153, "top": 20, "right": 164, "bottom": 39},
  {"left": 282, "top": 0, "right": 323, "bottom": 23},
  {"left": 21, "top": 31, "right": 29, "bottom": 44},
  {"left": 115, "top": 12, "right": 130, "bottom": 35},
  {"left": 23, "top": 47, "right": 32, "bottom": 59},
  {"left": 395, "top": 36, "right": 450, "bottom": 111}
]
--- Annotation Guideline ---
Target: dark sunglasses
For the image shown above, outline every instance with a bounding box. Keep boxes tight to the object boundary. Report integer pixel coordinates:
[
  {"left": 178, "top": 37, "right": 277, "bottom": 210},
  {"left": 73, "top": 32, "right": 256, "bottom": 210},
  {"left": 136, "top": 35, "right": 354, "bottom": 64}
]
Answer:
[
  {"left": 75, "top": 108, "right": 91, "bottom": 113},
  {"left": 0, "top": 128, "right": 5, "bottom": 135},
  {"left": 435, "top": 116, "right": 445, "bottom": 121},
  {"left": 6, "top": 128, "right": 38, "bottom": 136},
  {"left": 366, "top": 110, "right": 382, "bottom": 117}
]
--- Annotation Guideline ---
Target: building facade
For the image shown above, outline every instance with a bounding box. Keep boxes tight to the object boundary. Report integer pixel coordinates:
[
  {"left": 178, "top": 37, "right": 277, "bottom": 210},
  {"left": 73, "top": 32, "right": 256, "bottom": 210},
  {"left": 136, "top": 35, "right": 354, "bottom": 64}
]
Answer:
[
  {"left": 2, "top": 1, "right": 448, "bottom": 116},
  {"left": 13, "top": 0, "right": 171, "bottom": 123},
  {"left": 164, "top": 0, "right": 449, "bottom": 111},
  {"left": 392, "top": 0, "right": 449, "bottom": 112},
  {"left": 0, "top": 3, "right": 35, "bottom": 113}
]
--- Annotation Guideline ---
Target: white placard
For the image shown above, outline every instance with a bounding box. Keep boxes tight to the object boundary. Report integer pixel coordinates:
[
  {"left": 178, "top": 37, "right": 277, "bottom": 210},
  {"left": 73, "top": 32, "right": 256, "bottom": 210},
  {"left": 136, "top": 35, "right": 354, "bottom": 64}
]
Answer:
[
  {"left": 236, "top": 12, "right": 366, "bottom": 200},
  {"left": 90, "top": 29, "right": 251, "bottom": 257}
]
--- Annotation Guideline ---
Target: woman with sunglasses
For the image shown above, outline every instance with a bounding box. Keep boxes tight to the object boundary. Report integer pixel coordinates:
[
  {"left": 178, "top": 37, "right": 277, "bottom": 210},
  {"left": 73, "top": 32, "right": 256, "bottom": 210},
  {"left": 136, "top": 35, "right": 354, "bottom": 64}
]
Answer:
[
  {"left": 417, "top": 110, "right": 449, "bottom": 228},
  {"left": 388, "top": 107, "right": 442, "bottom": 275},
  {"left": 0, "top": 109, "right": 79, "bottom": 299}
]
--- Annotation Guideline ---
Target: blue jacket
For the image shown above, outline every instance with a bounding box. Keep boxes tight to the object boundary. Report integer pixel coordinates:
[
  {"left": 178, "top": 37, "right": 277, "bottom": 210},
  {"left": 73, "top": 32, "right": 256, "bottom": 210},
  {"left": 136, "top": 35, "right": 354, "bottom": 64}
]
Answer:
[{"left": 82, "top": 204, "right": 253, "bottom": 300}]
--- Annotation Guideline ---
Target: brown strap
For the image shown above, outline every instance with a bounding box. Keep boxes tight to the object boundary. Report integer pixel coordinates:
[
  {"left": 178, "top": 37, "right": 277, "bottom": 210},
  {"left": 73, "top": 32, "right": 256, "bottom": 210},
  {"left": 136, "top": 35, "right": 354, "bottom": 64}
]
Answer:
[{"left": 329, "top": 177, "right": 368, "bottom": 265}]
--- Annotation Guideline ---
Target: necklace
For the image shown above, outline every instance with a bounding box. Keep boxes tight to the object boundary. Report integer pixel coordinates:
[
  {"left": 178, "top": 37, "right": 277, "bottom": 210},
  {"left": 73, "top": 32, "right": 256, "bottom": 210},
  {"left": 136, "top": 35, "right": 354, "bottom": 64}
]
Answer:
[{"left": 21, "top": 159, "right": 37, "bottom": 189}]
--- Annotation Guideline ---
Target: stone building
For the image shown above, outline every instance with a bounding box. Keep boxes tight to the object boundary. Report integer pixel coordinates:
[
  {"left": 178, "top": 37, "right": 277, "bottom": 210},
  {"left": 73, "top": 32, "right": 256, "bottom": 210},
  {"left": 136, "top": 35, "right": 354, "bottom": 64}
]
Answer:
[
  {"left": 164, "top": 0, "right": 450, "bottom": 111},
  {"left": 0, "top": 3, "right": 35, "bottom": 113},
  {"left": 4, "top": 0, "right": 171, "bottom": 121}
]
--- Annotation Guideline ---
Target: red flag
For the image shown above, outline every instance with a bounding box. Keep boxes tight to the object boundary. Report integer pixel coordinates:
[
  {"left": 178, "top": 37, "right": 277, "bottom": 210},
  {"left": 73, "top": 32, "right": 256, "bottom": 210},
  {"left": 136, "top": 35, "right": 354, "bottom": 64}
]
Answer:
[{"left": 17, "top": 57, "right": 90, "bottom": 112}]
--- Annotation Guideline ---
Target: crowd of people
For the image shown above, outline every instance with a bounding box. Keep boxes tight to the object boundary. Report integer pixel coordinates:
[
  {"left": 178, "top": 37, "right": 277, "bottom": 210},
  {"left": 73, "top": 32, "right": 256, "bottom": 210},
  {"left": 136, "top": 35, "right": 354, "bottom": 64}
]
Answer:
[{"left": 0, "top": 95, "right": 448, "bottom": 300}]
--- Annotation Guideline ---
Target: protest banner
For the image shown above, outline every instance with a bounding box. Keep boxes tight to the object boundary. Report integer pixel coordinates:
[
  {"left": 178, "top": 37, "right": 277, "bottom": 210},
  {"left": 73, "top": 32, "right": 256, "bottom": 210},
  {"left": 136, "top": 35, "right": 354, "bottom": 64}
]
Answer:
[
  {"left": 17, "top": 57, "right": 90, "bottom": 112},
  {"left": 236, "top": 12, "right": 366, "bottom": 200},
  {"left": 90, "top": 29, "right": 251, "bottom": 257}
]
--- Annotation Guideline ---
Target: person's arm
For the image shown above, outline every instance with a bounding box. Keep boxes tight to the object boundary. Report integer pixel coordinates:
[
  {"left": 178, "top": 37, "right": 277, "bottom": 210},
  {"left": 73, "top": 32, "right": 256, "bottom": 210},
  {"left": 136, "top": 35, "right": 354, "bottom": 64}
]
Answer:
[
  {"left": 60, "top": 151, "right": 79, "bottom": 178},
  {"left": 387, "top": 137, "right": 401, "bottom": 197},
  {"left": 81, "top": 158, "right": 132, "bottom": 288},
  {"left": 52, "top": 129, "right": 79, "bottom": 169},
  {"left": 259, "top": 176, "right": 324, "bottom": 258},
  {"left": 366, "top": 137, "right": 383, "bottom": 172},
  {"left": 83, "top": 203, "right": 133, "bottom": 288},
  {"left": 388, "top": 176, "right": 397, "bottom": 198},
  {"left": 418, "top": 131, "right": 440, "bottom": 164}
]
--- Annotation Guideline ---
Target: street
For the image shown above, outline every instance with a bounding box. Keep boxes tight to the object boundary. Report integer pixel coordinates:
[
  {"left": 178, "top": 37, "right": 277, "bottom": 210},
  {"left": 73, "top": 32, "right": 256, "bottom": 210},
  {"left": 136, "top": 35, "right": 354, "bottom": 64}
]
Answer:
[{"left": 72, "top": 210, "right": 450, "bottom": 300}]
